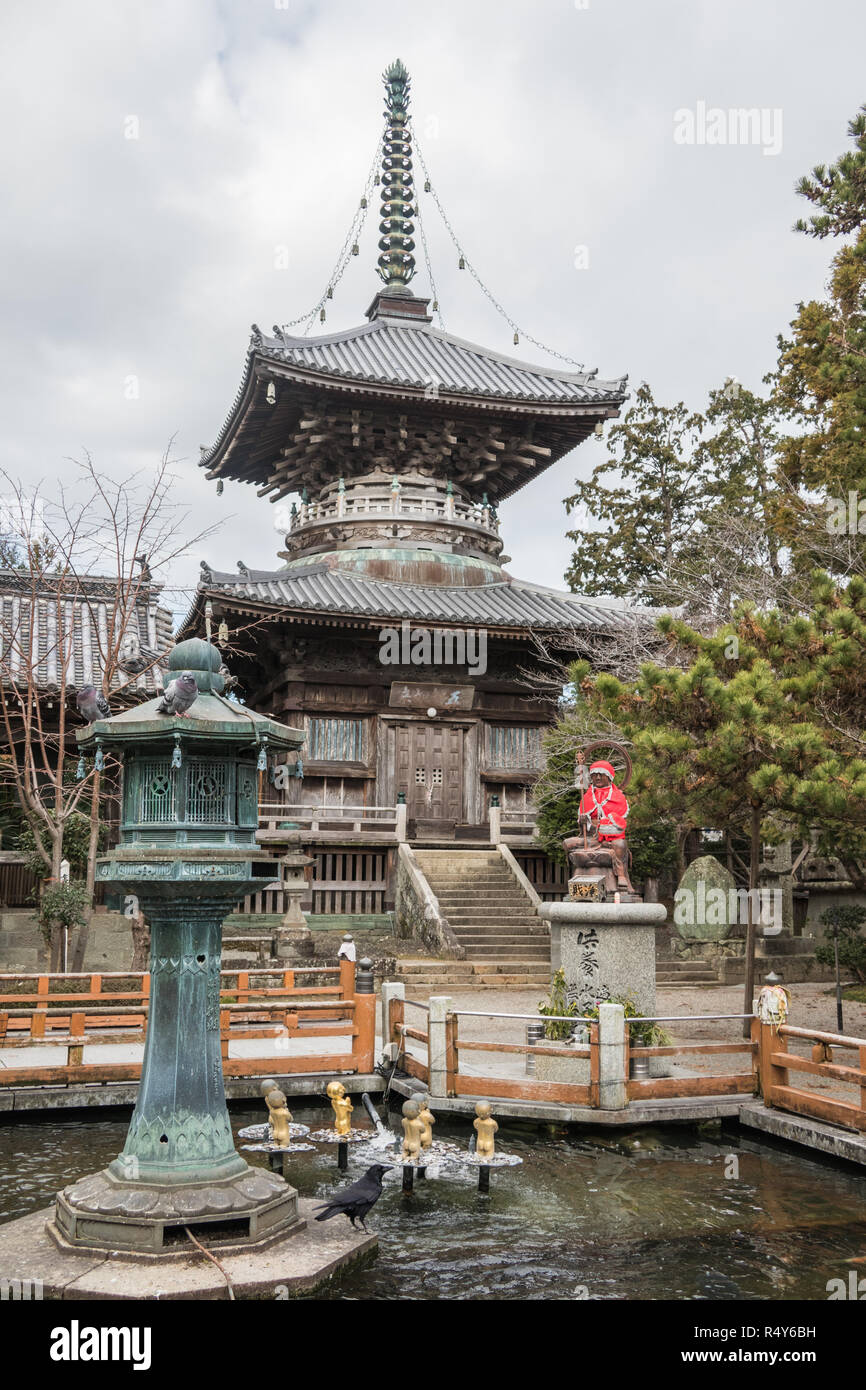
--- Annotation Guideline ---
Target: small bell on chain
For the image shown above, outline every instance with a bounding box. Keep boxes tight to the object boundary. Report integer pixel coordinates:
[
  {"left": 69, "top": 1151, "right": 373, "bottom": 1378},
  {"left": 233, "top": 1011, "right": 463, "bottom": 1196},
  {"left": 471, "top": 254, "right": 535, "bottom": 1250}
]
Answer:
[
  {"left": 172, "top": 736, "right": 182, "bottom": 770},
  {"left": 76, "top": 755, "right": 86, "bottom": 780}
]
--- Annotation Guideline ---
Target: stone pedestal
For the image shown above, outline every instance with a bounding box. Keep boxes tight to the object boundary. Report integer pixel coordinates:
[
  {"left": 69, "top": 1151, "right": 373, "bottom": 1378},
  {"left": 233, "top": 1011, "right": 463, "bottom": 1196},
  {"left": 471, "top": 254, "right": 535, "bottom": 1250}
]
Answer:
[{"left": 540, "top": 900, "right": 666, "bottom": 1016}]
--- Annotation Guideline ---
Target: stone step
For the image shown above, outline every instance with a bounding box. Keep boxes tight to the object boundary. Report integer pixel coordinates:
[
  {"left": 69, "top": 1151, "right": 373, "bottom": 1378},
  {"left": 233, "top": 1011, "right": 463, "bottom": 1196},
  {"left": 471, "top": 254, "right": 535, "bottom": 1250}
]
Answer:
[
  {"left": 396, "top": 977, "right": 550, "bottom": 990},
  {"left": 442, "top": 900, "right": 538, "bottom": 911},
  {"left": 396, "top": 961, "right": 477, "bottom": 976},
  {"left": 447, "top": 911, "right": 542, "bottom": 922},
  {"left": 457, "top": 941, "right": 549, "bottom": 952},
  {"left": 656, "top": 968, "right": 718, "bottom": 981},
  {"left": 657, "top": 959, "right": 717, "bottom": 971},
  {"left": 656, "top": 977, "right": 719, "bottom": 987},
  {"left": 459, "top": 948, "right": 550, "bottom": 960},
  {"left": 435, "top": 889, "right": 531, "bottom": 900}
]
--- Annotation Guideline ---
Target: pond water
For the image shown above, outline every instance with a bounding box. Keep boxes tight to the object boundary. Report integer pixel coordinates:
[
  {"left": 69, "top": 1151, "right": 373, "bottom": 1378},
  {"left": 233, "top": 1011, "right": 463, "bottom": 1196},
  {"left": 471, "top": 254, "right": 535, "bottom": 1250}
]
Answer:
[{"left": 1, "top": 1101, "right": 864, "bottom": 1300}]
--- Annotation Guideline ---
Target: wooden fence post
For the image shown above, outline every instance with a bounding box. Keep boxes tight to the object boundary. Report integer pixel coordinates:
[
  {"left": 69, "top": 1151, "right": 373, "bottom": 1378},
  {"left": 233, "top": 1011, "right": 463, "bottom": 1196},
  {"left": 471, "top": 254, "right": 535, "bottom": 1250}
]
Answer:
[
  {"left": 352, "top": 957, "right": 376, "bottom": 1074},
  {"left": 757, "top": 1020, "right": 788, "bottom": 1107},
  {"left": 589, "top": 1022, "right": 599, "bottom": 1107},
  {"left": 69, "top": 1012, "right": 86, "bottom": 1068},
  {"left": 339, "top": 955, "right": 356, "bottom": 1000},
  {"left": 445, "top": 1012, "right": 457, "bottom": 1096}
]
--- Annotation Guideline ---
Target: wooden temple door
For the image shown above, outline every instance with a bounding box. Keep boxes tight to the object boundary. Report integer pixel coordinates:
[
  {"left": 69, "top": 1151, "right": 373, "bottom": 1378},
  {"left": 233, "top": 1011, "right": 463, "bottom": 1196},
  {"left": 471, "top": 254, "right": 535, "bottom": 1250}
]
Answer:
[{"left": 396, "top": 722, "right": 464, "bottom": 828}]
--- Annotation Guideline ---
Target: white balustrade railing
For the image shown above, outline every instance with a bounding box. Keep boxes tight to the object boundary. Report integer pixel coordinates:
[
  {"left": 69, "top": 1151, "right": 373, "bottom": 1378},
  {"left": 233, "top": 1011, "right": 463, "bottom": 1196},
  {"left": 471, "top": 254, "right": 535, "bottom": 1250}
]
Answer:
[{"left": 280, "top": 489, "right": 500, "bottom": 535}]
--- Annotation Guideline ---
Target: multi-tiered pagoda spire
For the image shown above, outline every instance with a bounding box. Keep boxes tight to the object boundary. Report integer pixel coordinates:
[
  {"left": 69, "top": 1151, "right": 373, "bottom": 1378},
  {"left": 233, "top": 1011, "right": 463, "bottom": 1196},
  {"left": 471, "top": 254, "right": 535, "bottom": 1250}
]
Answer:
[{"left": 376, "top": 59, "right": 416, "bottom": 293}]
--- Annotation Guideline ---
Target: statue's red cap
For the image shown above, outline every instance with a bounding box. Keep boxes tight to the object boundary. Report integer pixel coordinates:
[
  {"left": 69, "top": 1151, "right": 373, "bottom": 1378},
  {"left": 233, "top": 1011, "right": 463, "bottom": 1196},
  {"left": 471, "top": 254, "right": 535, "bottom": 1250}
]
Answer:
[{"left": 589, "top": 760, "right": 615, "bottom": 779}]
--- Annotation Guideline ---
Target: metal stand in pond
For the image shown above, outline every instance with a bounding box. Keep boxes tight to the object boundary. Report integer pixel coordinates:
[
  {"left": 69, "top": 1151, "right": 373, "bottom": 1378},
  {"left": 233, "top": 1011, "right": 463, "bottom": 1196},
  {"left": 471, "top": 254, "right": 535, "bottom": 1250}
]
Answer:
[
  {"left": 309, "top": 1080, "right": 373, "bottom": 1171},
  {"left": 450, "top": 1102, "right": 523, "bottom": 1193},
  {"left": 238, "top": 1079, "right": 316, "bottom": 1176}
]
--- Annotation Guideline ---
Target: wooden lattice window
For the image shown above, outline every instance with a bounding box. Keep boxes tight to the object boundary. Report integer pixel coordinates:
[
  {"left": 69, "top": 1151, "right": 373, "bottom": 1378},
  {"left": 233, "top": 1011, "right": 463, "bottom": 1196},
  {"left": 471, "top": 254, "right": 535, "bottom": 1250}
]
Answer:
[
  {"left": 304, "top": 716, "right": 366, "bottom": 763},
  {"left": 486, "top": 725, "right": 545, "bottom": 770}
]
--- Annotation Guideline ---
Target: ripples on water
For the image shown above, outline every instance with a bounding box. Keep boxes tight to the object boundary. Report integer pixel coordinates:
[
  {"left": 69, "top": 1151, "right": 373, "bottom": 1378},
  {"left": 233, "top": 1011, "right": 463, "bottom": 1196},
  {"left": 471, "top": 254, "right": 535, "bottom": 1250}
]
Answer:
[{"left": 1, "top": 1104, "right": 864, "bottom": 1300}]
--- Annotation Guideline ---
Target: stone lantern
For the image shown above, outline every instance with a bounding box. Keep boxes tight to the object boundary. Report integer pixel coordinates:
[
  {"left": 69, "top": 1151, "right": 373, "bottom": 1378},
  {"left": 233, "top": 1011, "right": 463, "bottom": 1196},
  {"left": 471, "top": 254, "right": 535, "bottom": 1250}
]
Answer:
[{"left": 52, "top": 637, "right": 306, "bottom": 1254}]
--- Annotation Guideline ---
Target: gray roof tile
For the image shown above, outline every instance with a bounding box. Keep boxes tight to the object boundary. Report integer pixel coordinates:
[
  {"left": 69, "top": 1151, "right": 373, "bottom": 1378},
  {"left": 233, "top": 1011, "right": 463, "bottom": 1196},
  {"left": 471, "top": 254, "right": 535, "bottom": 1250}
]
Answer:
[{"left": 196, "top": 564, "right": 653, "bottom": 633}]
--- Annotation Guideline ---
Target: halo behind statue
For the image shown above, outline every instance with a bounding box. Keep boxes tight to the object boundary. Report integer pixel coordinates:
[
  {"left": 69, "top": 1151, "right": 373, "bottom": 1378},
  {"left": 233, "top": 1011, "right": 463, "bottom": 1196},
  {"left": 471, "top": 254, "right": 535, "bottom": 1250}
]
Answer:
[{"left": 575, "top": 740, "right": 632, "bottom": 792}]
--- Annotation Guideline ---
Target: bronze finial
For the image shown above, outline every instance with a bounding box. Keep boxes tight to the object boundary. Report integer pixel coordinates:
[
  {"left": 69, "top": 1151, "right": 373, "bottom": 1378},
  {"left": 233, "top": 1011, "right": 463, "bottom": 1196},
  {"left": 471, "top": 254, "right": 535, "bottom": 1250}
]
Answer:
[{"left": 377, "top": 59, "right": 416, "bottom": 291}]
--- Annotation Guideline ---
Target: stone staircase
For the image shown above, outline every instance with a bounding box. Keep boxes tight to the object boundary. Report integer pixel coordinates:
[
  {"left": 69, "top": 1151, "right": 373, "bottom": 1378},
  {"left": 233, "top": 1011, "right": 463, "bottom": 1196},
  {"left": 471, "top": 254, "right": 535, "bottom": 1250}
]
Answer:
[
  {"left": 655, "top": 959, "right": 719, "bottom": 987},
  {"left": 410, "top": 849, "right": 550, "bottom": 988}
]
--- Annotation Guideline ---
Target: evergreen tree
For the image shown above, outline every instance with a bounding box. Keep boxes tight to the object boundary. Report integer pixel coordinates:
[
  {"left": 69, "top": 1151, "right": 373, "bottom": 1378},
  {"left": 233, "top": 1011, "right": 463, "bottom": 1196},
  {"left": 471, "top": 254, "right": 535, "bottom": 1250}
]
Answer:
[
  {"left": 775, "top": 106, "right": 866, "bottom": 534},
  {"left": 563, "top": 383, "right": 707, "bottom": 603}
]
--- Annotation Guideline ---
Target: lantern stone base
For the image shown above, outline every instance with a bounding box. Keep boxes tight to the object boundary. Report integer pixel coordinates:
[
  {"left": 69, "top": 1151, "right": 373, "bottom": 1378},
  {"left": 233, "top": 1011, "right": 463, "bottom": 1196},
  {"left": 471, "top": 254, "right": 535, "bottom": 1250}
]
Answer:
[
  {"left": 0, "top": 1200, "right": 376, "bottom": 1299},
  {"left": 50, "top": 1163, "right": 303, "bottom": 1256}
]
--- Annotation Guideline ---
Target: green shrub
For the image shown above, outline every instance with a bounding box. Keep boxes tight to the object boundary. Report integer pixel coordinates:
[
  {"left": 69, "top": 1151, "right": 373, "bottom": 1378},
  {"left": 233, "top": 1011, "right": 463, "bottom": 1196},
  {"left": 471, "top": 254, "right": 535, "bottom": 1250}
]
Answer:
[
  {"left": 35, "top": 880, "right": 91, "bottom": 945},
  {"left": 583, "top": 992, "right": 672, "bottom": 1048},
  {"left": 537, "top": 968, "right": 579, "bottom": 1040},
  {"left": 815, "top": 905, "right": 866, "bottom": 984}
]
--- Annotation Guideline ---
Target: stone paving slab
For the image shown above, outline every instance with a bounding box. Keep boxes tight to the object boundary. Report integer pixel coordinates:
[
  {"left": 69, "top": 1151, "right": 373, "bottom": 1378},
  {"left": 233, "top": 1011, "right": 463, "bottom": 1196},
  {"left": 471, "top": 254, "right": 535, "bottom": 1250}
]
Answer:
[{"left": 0, "top": 1199, "right": 376, "bottom": 1299}]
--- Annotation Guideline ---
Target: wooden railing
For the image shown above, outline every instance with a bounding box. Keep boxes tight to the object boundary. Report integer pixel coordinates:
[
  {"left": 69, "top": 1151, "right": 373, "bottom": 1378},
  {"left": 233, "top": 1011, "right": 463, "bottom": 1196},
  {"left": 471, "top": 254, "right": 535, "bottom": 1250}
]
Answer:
[
  {"left": 0, "top": 962, "right": 377, "bottom": 1088},
  {"left": 755, "top": 1021, "right": 866, "bottom": 1133},
  {"left": 258, "top": 803, "right": 406, "bottom": 837},
  {"left": 386, "top": 996, "right": 430, "bottom": 1083}
]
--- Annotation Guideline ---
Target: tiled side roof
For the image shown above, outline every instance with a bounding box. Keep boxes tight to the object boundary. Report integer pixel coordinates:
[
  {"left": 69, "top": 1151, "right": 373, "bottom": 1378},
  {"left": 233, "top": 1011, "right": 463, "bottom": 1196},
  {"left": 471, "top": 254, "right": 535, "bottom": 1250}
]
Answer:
[
  {"left": 255, "top": 320, "right": 627, "bottom": 406},
  {"left": 0, "top": 572, "right": 173, "bottom": 694},
  {"left": 193, "top": 564, "right": 653, "bottom": 633}
]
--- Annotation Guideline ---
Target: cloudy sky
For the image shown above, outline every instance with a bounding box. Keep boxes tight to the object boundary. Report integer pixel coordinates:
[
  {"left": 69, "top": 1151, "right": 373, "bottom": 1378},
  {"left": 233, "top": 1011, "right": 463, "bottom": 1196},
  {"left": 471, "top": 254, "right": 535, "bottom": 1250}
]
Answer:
[{"left": 1, "top": 0, "right": 864, "bottom": 619}]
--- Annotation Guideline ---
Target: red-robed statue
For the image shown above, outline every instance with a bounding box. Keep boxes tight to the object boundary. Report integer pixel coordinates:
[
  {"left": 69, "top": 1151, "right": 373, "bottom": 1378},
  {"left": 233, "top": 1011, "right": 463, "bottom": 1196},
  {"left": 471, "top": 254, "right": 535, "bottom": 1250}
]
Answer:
[{"left": 562, "top": 758, "right": 638, "bottom": 899}]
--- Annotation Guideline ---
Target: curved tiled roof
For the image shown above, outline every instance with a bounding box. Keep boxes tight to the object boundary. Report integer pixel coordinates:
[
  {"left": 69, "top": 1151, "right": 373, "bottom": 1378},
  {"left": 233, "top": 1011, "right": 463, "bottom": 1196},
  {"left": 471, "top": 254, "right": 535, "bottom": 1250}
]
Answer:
[
  {"left": 191, "top": 562, "right": 654, "bottom": 634},
  {"left": 254, "top": 319, "right": 627, "bottom": 406}
]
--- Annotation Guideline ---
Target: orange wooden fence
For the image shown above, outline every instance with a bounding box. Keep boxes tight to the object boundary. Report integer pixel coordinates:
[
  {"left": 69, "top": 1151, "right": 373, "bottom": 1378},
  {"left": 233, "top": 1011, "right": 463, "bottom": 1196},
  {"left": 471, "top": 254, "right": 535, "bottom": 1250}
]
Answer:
[
  {"left": 0, "top": 962, "right": 376, "bottom": 1087},
  {"left": 755, "top": 1020, "right": 866, "bottom": 1133}
]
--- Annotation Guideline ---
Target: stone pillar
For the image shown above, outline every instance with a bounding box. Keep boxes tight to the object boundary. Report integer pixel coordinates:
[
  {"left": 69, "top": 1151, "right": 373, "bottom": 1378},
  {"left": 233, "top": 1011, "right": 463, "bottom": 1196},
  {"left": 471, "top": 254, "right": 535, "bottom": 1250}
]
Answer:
[
  {"left": 597, "top": 1001, "right": 627, "bottom": 1109},
  {"left": 489, "top": 801, "right": 502, "bottom": 845},
  {"left": 380, "top": 979, "right": 405, "bottom": 1058},
  {"left": 539, "top": 900, "right": 666, "bottom": 1017},
  {"left": 395, "top": 799, "right": 408, "bottom": 842},
  {"left": 427, "top": 994, "right": 452, "bottom": 1098}
]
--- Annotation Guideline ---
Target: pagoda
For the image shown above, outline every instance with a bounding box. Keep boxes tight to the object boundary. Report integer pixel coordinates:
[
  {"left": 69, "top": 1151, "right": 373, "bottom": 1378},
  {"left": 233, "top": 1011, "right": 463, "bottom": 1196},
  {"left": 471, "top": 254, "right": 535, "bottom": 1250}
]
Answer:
[{"left": 182, "top": 60, "right": 634, "bottom": 901}]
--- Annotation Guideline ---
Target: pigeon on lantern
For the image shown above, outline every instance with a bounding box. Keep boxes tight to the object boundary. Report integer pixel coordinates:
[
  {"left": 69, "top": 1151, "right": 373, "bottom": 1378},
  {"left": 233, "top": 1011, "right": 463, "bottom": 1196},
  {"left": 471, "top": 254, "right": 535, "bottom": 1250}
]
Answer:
[
  {"left": 76, "top": 685, "right": 111, "bottom": 722},
  {"left": 156, "top": 672, "right": 198, "bottom": 717}
]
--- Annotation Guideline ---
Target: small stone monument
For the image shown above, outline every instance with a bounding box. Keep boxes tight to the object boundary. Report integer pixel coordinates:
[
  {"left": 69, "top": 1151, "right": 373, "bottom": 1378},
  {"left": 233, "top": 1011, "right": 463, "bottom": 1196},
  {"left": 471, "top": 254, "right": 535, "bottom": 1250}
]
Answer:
[{"left": 673, "top": 856, "right": 739, "bottom": 940}]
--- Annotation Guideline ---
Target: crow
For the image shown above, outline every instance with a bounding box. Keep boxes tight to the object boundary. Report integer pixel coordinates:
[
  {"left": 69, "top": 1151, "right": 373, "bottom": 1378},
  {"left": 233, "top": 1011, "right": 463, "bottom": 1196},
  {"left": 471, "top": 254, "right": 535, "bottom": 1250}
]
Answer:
[{"left": 313, "top": 1164, "right": 391, "bottom": 1231}]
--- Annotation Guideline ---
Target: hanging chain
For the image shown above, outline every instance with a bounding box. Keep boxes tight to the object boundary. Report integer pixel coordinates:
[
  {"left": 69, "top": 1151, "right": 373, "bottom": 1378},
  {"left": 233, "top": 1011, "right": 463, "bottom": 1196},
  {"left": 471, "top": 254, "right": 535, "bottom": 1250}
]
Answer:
[
  {"left": 411, "top": 126, "right": 584, "bottom": 370},
  {"left": 415, "top": 195, "right": 445, "bottom": 330},
  {"left": 280, "top": 134, "right": 384, "bottom": 337}
]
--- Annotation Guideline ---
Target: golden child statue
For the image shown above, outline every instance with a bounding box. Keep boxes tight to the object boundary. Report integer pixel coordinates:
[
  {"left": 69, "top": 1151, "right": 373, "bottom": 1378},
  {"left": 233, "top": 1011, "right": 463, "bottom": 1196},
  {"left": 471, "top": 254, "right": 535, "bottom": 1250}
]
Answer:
[
  {"left": 266, "top": 1087, "right": 293, "bottom": 1148},
  {"left": 473, "top": 1101, "right": 498, "bottom": 1160},
  {"left": 326, "top": 1079, "right": 353, "bottom": 1136},
  {"left": 400, "top": 1099, "right": 424, "bottom": 1162},
  {"left": 416, "top": 1095, "right": 436, "bottom": 1150}
]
